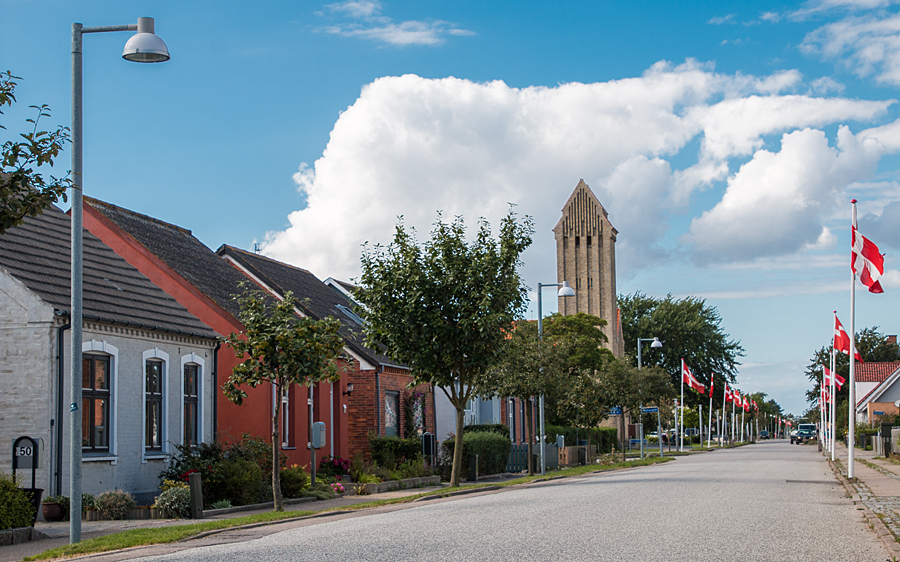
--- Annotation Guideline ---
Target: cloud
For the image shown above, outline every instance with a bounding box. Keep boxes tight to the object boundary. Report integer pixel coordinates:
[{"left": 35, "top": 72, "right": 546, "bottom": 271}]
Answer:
[
  {"left": 790, "top": 0, "right": 899, "bottom": 20},
  {"left": 801, "top": 12, "right": 900, "bottom": 85},
  {"left": 809, "top": 76, "right": 846, "bottom": 94},
  {"left": 709, "top": 14, "right": 737, "bottom": 25},
  {"left": 684, "top": 126, "right": 883, "bottom": 262},
  {"left": 859, "top": 199, "right": 900, "bottom": 248},
  {"left": 260, "top": 65, "right": 899, "bottom": 283},
  {"left": 318, "top": 1, "right": 473, "bottom": 46}
]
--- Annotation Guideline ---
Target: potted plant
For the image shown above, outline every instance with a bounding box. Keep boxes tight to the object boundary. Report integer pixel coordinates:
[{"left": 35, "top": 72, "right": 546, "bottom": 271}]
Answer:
[{"left": 41, "top": 495, "right": 69, "bottom": 522}]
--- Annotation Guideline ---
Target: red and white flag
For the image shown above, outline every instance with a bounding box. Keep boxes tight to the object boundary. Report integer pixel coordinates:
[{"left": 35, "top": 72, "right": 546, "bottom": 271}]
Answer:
[
  {"left": 709, "top": 379, "right": 714, "bottom": 399},
  {"left": 724, "top": 384, "right": 732, "bottom": 402},
  {"left": 823, "top": 366, "right": 846, "bottom": 390},
  {"left": 742, "top": 395, "right": 750, "bottom": 412},
  {"left": 852, "top": 204, "right": 885, "bottom": 294},
  {"left": 682, "top": 361, "right": 706, "bottom": 394},
  {"left": 834, "top": 314, "right": 863, "bottom": 363},
  {"left": 733, "top": 389, "right": 741, "bottom": 404}
]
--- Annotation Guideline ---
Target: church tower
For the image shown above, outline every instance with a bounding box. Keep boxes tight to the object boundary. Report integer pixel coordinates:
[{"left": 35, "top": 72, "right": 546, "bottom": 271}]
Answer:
[{"left": 553, "top": 180, "right": 625, "bottom": 358}]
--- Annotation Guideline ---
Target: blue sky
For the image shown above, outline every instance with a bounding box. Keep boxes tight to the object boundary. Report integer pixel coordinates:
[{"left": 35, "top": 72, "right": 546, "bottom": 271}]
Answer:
[{"left": 3, "top": 0, "right": 899, "bottom": 416}]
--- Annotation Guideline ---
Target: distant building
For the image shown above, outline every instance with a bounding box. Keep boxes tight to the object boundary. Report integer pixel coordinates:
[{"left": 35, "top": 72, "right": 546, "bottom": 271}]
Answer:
[{"left": 553, "top": 179, "right": 625, "bottom": 357}]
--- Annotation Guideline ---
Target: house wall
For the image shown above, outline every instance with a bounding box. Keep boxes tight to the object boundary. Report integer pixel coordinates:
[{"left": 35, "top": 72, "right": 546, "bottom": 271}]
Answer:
[
  {"left": 0, "top": 270, "right": 56, "bottom": 493},
  {"left": 867, "top": 403, "right": 900, "bottom": 425}
]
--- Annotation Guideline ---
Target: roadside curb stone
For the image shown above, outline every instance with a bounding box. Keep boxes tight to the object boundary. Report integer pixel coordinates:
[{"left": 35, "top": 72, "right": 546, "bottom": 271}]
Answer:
[{"left": 830, "top": 457, "right": 900, "bottom": 559}]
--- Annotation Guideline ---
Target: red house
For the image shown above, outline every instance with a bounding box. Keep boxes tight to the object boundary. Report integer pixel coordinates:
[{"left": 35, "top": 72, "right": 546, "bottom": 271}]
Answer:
[{"left": 83, "top": 197, "right": 434, "bottom": 468}]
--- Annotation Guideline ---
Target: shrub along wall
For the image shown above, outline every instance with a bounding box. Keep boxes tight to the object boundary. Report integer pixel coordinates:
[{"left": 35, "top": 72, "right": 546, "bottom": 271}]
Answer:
[
  {"left": 463, "top": 424, "right": 510, "bottom": 438},
  {"left": 368, "top": 435, "right": 422, "bottom": 468},
  {"left": 442, "top": 431, "right": 512, "bottom": 476}
]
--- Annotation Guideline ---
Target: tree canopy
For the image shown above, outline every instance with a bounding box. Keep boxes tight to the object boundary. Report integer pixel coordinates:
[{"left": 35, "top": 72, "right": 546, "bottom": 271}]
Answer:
[
  {"left": 1, "top": 71, "right": 70, "bottom": 234},
  {"left": 355, "top": 209, "right": 533, "bottom": 486},
  {"left": 619, "top": 292, "right": 744, "bottom": 406},
  {"left": 223, "top": 287, "right": 345, "bottom": 511}
]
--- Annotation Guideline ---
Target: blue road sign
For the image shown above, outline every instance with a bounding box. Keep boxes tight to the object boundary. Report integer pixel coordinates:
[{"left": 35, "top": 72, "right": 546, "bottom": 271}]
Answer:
[
  {"left": 609, "top": 407, "right": 622, "bottom": 415},
  {"left": 641, "top": 407, "right": 659, "bottom": 413}
]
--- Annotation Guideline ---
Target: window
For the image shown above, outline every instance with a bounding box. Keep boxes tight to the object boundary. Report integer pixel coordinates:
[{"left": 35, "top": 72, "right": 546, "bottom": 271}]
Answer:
[
  {"left": 183, "top": 364, "right": 199, "bottom": 447},
  {"left": 385, "top": 391, "right": 399, "bottom": 437},
  {"left": 146, "top": 360, "right": 164, "bottom": 453},
  {"left": 281, "top": 385, "right": 290, "bottom": 448},
  {"left": 82, "top": 355, "right": 110, "bottom": 453}
]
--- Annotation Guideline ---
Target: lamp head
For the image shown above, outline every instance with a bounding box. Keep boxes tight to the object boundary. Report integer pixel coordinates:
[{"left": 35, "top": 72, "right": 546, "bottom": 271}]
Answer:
[
  {"left": 122, "top": 17, "right": 170, "bottom": 63},
  {"left": 557, "top": 280, "right": 575, "bottom": 297},
  {"left": 651, "top": 337, "right": 663, "bottom": 348}
]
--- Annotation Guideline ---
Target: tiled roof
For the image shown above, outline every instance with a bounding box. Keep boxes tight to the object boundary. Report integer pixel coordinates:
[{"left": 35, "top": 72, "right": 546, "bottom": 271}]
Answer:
[
  {"left": 84, "top": 197, "right": 249, "bottom": 321},
  {"left": 218, "top": 245, "right": 404, "bottom": 370},
  {"left": 0, "top": 205, "right": 216, "bottom": 338},
  {"left": 856, "top": 362, "right": 900, "bottom": 383},
  {"left": 857, "top": 363, "right": 900, "bottom": 408}
]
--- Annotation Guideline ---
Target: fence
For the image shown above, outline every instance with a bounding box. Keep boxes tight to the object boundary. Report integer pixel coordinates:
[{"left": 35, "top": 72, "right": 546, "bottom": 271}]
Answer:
[{"left": 505, "top": 444, "right": 560, "bottom": 473}]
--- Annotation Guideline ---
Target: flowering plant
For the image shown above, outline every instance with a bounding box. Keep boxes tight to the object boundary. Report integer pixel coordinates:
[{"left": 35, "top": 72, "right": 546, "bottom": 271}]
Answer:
[
  {"left": 330, "top": 482, "right": 345, "bottom": 494},
  {"left": 319, "top": 455, "right": 350, "bottom": 477}
]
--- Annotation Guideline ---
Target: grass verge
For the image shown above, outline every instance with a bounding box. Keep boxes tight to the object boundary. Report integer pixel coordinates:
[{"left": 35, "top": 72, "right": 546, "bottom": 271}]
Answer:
[{"left": 26, "top": 456, "right": 672, "bottom": 560}]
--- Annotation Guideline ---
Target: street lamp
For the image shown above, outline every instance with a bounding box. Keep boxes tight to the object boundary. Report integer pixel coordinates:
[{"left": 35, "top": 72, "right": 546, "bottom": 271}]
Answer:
[
  {"left": 70, "top": 17, "right": 169, "bottom": 544},
  {"left": 636, "top": 337, "right": 663, "bottom": 459},
  {"left": 536, "top": 281, "right": 574, "bottom": 476}
]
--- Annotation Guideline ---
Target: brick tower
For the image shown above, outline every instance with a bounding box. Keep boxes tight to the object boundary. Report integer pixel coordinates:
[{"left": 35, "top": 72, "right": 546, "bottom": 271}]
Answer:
[{"left": 553, "top": 179, "right": 625, "bottom": 358}]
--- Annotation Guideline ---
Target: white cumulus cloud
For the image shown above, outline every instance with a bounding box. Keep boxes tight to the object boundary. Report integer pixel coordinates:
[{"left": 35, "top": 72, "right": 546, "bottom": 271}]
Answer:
[{"left": 260, "top": 65, "right": 898, "bottom": 284}]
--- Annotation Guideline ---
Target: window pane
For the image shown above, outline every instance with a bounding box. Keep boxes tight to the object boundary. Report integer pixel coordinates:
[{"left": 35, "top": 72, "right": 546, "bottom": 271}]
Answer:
[
  {"left": 147, "top": 401, "right": 161, "bottom": 449},
  {"left": 95, "top": 359, "right": 108, "bottom": 390},
  {"left": 184, "top": 402, "right": 196, "bottom": 446},
  {"left": 385, "top": 392, "right": 399, "bottom": 437},
  {"left": 82, "top": 358, "right": 91, "bottom": 389},
  {"left": 146, "top": 361, "right": 161, "bottom": 393},
  {"left": 184, "top": 365, "right": 197, "bottom": 396},
  {"left": 82, "top": 398, "right": 90, "bottom": 447},
  {"left": 94, "top": 398, "right": 108, "bottom": 448}
]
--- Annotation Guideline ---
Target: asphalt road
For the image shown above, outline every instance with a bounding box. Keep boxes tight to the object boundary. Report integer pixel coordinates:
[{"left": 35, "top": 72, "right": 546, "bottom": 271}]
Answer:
[{"left": 133, "top": 441, "right": 888, "bottom": 561}]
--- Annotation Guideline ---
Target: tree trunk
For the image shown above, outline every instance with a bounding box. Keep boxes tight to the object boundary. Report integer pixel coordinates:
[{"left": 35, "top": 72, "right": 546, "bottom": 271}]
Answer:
[
  {"left": 525, "top": 397, "right": 534, "bottom": 476},
  {"left": 272, "top": 385, "right": 284, "bottom": 512},
  {"left": 451, "top": 405, "right": 465, "bottom": 487}
]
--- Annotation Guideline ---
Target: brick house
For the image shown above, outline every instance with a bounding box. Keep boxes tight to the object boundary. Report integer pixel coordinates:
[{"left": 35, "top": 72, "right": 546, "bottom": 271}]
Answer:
[
  {"left": 855, "top": 361, "right": 900, "bottom": 424},
  {"left": 0, "top": 205, "right": 217, "bottom": 504},
  {"left": 83, "top": 198, "right": 434, "bottom": 467}
]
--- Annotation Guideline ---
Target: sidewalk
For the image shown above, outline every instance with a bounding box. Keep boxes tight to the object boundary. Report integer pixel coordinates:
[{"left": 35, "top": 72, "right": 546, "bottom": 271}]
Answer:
[
  {"left": 1, "top": 485, "right": 451, "bottom": 562},
  {"left": 829, "top": 441, "right": 900, "bottom": 557}
]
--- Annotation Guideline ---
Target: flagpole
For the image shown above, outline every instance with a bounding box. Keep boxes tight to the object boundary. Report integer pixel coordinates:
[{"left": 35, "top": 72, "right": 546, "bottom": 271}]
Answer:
[
  {"left": 722, "top": 383, "right": 727, "bottom": 447},
  {"left": 680, "top": 359, "right": 685, "bottom": 452},
  {"left": 849, "top": 200, "right": 858, "bottom": 479},
  {"left": 831, "top": 324, "right": 836, "bottom": 461},
  {"left": 707, "top": 387, "right": 713, "bottom": 447}
]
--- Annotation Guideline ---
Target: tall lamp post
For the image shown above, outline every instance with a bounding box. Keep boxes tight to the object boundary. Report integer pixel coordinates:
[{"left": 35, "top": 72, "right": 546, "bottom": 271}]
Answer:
[
  {"left": 637, "top": 337, "right": 663, "bottom": 459},
  {"left": 536, "top": 281, "right": 575, "bottom": 476},
  {"left": 70, "top": 17, "right": 169, "bottom": 544}
]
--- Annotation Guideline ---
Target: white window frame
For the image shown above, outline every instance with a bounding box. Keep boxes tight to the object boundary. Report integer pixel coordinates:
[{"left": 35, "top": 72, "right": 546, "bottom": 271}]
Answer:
[
  {"left": 180, "top": 353, "right": 205, "bottom": 447},
  {"left": 142, "top": 348, "right": 169, "bottom": 459},
  {"left": 82, "top": 340, "right": 119, "bottom": 460}
]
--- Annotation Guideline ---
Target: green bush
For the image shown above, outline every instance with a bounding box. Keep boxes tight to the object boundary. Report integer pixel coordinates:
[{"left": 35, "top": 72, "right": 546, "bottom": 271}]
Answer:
[
  {"left": 546, "top": 425, "right": 617, "bottom": 453},
  {"left": 280, "top": 465, "right": 309, "bottom": 498},
  {"left": 81, "top": 493, "right": 97, "bottom": 511},
  {"left": 442, "top": 431, "right": 512, "bottom": 476},
  {"left": 302, "top": 481, "right": 335, "bottom": 501},
  {"left": 0, "top": 472, "right": 34, "bottom": 530},
  {"left": 96, "top": 490, "right": 136, "bottom": 520},
  {"left": 210, "top": 499, "right": 232, "bottom": 510},
  {"left": 153, "top": 487, "right": 191, "bottom": 519},
  {"left": 215, "top": 458, "right": 263, "bottom": 506},
  {"left": 368, "top": 434, "right": 422, "bottom": 469},
  {"left": 464, "top": 424, "right": 510, "bottom": 439},
  {"left": 318, "top": 456, "right": 350, "bottom": 478}
]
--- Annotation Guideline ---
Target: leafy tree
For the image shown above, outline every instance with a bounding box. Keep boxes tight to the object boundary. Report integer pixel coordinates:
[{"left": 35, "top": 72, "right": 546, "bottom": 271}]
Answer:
[
  {"left": 356, "top": 210, "right": 533, "bottom": 486},
  {"left": 223, "top": 287, "right": 345, "bottom": 511},
  {"left": 619, "top": 292, "right": 744, "bottom": 406},
  {"left": 481, "top": 320, "right": 563, "bottom": 474},
  {"left": 1, "top": 71, "right": 70, "bottom": 233}
]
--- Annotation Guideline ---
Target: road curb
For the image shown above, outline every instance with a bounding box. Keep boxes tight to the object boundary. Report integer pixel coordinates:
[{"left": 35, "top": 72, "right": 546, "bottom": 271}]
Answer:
[
  {"left": 412, "top": 485, "right": 501, "bottom": 501},
  {"left": 828, "top": 458, "right": 900, "bottom": 559}
]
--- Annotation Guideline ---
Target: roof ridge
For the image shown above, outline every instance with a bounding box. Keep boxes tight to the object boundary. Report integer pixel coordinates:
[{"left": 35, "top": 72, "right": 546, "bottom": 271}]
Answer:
[
  {"left": 220, "top": 245, "right": 315, "bottom": 276},
  {"left": 84, "top": 196, "right": 193, "bottom": 237}
]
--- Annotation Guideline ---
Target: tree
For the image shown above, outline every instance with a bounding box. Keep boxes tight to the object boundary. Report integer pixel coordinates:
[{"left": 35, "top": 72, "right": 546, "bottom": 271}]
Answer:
[
  {"left": 356, "top": 210, "right": 533, "bottom": 486},
  {"left": 481, "top": 320, "right": 564, "bottom": 475},
  {"left": 804, "top": 326, "right": 900, "bottom": 430},
  {"left": 1, "top": 71, "right": 70, "bottom": 233},
  {"left": 223, "top": 288, "right": 345, "bottom": 511},
  {"left": 599, "top": 361, "right": 673, "bottom": 459},
  {"left": 619, "top": 292, "right": 744, "bottom": 406}
]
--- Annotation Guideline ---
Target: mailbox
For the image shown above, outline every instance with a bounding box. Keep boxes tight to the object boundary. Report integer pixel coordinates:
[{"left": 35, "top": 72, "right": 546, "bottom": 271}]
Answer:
[{"left": 311, "top": 422, "right": 326, "bottom": 449}]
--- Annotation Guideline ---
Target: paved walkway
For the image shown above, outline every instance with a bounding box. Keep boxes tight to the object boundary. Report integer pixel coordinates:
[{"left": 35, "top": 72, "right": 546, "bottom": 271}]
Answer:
[
  {"left": 828, "top": 440, "right": 900, "bottom": 555},
  {"left": 1, "top": 485, "right": 455, "bottom": 562}
]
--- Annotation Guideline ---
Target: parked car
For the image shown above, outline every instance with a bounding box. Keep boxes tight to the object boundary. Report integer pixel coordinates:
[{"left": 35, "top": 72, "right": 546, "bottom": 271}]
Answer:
[
  {"left": 794, "top": 424, "right": 817, "bottom": 444},
  {"left": 759, "top": 430, "right": 769, "bottom": 439}
]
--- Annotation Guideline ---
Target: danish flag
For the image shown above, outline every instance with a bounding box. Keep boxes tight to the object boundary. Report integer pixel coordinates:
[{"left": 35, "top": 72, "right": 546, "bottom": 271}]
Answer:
[
  {"left": 834, "top": 314, "right": 863, "bottom": 363},
  {"left": 823, "top": 366, "right": 846, "bottom": 390},
  {"left": 681, "top": 361, "right": 706, "bottom": 394},
  {"left": 851, "top": 201, "right": 885, "bottom": 293}
]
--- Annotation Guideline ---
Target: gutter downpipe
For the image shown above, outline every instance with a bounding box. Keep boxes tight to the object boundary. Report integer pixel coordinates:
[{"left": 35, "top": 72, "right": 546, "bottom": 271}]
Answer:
[
  {"left": 376, "top": 366, "right": 383, "bottom": 436},
  {"left": 56, "top": 320, "right": 71, "bottom": 496},
  {"left": 212, "top": 341, "right": 220, "bottom": 441}
]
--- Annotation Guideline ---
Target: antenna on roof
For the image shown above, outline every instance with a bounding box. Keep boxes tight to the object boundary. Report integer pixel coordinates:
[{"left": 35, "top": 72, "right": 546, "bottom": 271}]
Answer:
[{"left": 253, "top": 243, "right": 261, "bottom": 254}]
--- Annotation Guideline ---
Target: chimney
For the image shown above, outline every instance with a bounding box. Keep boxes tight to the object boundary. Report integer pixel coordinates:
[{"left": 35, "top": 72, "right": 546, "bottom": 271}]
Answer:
[{"left": 889, "top": 335, "right": 897, "bottom": 345}]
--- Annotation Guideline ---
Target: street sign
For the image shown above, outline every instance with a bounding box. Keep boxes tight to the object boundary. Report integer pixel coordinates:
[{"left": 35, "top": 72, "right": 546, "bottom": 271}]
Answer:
[
  {"left": 641, "top": 407, "right": 659, "bottom": 414},
  {"left": 875, "top": 411, "right": 885, "bottom": 416},
  {"left": 609, "top": 407, "right": 622, "bottom": 415}
]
